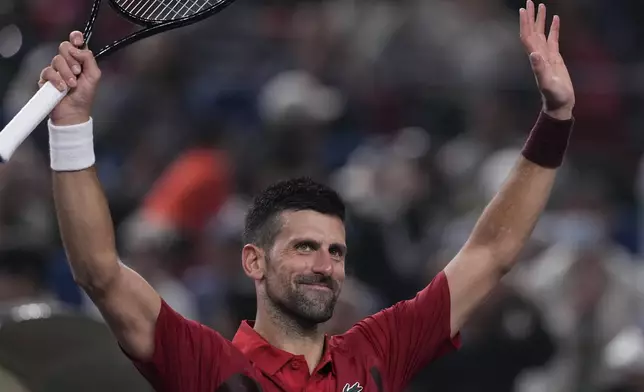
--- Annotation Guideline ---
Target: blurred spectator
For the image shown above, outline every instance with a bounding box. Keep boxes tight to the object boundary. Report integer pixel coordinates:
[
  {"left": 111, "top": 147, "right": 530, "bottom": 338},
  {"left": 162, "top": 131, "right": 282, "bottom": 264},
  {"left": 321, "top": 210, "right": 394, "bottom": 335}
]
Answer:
[
  {"left": 422, "top": 284, "right": 555, "bottom": 392},
  {"left": 0, "top": 143, "right": 54, "bottom": 253},
  {"left": 0, "top": 247, "right": 50, "bottom": 305}
]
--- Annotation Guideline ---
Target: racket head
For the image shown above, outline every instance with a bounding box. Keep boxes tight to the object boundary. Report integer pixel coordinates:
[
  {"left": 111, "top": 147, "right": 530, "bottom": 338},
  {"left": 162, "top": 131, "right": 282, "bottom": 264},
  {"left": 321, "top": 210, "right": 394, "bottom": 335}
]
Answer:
[{"left": 109, "top": 0, "right": 233, "bottom": 26}]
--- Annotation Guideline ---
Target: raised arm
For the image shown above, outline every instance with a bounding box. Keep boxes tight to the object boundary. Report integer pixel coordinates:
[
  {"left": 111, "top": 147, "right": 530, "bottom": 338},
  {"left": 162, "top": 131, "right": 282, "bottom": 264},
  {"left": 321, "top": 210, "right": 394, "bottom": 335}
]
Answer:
[
  {"left": 42, "top": 31, "right": 161, "bottom": 360},
  {"left": 444, "top": 1, "right": 575, "bottom": 336}
]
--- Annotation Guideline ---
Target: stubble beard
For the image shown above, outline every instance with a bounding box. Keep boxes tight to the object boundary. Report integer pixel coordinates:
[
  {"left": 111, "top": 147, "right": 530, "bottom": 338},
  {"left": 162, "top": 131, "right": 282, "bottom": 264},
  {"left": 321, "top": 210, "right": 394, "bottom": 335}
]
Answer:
[{"left": 264, "top": 259, "right": 339, "bottom": 330}]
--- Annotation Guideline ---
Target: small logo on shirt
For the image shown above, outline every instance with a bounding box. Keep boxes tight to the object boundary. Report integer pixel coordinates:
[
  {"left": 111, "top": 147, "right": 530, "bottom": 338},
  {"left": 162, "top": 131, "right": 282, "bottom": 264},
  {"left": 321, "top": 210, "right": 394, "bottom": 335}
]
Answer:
[{"left": 342, "top": 382, "right": 363, "bottom": 392}]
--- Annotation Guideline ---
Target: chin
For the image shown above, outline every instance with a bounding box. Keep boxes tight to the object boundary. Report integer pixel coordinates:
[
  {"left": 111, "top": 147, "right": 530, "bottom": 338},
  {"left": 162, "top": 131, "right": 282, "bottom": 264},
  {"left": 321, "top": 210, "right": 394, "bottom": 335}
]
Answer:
[
  {"left": 268, "top": 285, "right": 339, "bottom": 326},
  {"left": 298, "top": 314, "right": 333, "bottom": 326},
  {"left": 296, "top": 304, "right": 336, "bottom": 324},
  {"left": 284, "top": 300, "right": 334, "bottom": 325}
]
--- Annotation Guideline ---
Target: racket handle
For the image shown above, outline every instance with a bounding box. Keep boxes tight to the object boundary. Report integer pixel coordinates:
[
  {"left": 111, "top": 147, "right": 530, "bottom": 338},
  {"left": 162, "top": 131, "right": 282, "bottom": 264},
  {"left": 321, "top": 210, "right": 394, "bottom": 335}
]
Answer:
[{"left": 0, "top": 82, "right": 68, "bottom": 162}]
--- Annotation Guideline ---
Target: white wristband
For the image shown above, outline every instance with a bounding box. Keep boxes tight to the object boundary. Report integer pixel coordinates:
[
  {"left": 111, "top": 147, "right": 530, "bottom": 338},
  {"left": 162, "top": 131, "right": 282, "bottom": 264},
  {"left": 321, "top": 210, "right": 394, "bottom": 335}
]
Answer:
[{"left": 48, "top": 118, "right": 96, "bottom": 171}]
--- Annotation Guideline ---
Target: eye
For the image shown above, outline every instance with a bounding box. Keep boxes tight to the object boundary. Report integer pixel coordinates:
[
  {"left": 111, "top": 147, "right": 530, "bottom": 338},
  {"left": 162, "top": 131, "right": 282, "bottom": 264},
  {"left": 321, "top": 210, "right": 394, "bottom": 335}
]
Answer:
[
  {"left": 329, "top": 245, "right": 346, "bottom": 259},
  {"left": 295, "top": 241, "right": 316, "bottom": 253}
]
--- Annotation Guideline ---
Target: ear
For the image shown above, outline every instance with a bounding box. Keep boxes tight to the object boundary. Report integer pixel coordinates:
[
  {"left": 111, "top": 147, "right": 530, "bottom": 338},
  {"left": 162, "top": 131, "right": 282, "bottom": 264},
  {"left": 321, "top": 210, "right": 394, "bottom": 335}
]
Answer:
[{"left": 242, "top": 244, "right": 266, "bottom": 280}]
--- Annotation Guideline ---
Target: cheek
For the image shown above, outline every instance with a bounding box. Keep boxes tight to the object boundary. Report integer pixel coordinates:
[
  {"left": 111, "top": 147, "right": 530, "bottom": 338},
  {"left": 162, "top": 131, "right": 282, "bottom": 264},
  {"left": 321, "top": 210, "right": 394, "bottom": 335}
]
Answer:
[
  {"left": 334, "top": 262, "right": 346, "bottom": 281},
  {"left": 270, "top": 261, "right": 297, "bottom": 286},
  {"left": 280, "top": 255, "right": 310, "bottom": 275},
  {"left": 265, "top": 269, "right": 290, "bottom": 298}
]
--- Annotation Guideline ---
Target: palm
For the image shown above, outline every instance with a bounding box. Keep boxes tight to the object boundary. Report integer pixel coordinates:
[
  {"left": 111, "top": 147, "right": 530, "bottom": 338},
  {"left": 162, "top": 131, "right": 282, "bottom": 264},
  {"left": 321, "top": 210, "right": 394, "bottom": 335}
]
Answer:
[{"left": 520, "top": 1, "right": 574, "bottom": 115}]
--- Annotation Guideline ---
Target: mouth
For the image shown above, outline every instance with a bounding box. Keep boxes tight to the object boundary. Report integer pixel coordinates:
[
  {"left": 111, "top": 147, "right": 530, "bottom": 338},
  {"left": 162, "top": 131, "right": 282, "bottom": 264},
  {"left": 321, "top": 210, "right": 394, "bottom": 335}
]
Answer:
[{"left": 299, "top": 283, "right": 333, "bottom": 292}]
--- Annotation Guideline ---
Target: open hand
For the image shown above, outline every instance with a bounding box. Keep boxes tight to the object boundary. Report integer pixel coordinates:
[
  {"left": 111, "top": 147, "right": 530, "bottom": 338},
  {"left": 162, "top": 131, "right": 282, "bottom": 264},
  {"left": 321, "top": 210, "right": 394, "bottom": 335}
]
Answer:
[{"left": 520, "top": 1, "right": 574, "bottom": 120}]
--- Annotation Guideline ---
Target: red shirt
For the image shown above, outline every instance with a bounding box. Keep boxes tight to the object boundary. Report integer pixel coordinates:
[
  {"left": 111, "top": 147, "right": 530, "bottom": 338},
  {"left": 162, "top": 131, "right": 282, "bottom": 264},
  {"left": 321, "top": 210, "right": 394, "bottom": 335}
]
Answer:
[{"left": 130, "top": 272, "right": 460, "bottom": 391}]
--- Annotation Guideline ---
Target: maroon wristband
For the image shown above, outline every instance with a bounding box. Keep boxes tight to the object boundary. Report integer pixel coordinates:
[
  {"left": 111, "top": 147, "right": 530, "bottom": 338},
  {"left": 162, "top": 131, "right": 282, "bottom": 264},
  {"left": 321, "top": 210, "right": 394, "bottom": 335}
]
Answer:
[{"left": 521, "top": 111, "right": 574, "bottom": 168}]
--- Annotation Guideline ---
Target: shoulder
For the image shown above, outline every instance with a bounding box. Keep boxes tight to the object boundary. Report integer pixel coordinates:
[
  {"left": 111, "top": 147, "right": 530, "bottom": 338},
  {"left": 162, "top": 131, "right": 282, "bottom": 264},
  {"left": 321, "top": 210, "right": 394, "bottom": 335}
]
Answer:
[
  {"left": 330, "top": 329, "right": 377, "bottom": 359},
  {"left": 328, "top": 333, "right": 388, "bottom": 386}
]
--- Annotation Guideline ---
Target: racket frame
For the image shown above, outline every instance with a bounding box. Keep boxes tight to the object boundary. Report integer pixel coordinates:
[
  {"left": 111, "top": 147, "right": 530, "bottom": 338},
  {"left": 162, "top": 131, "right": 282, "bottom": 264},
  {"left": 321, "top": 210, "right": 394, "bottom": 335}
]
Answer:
[
  {"left": 85, "top": 0, "right": 237, "bottom": 60},
  {"left": 0, "top": 0, "right": 236, "bottom": 163}
]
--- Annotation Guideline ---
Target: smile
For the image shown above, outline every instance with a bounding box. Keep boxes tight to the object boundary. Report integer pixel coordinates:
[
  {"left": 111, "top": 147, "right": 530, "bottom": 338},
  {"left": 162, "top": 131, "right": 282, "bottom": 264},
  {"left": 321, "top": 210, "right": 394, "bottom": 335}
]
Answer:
[{"left": 300, "top": 283, "right": 333, "bottom": 292}]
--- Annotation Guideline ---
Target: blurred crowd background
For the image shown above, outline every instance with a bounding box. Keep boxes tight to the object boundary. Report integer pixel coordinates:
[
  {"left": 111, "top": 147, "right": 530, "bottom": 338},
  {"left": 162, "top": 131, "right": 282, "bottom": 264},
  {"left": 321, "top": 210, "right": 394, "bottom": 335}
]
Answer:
[{"left": 2, "top": 0, "right": 644, "bottom": 391}]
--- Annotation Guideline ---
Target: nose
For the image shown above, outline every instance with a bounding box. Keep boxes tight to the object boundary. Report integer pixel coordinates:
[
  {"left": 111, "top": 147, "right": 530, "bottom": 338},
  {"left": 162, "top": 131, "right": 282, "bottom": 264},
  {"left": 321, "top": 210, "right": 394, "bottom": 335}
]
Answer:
[{"left": 311, "top": 250, "right": 333, "bottom": 276}]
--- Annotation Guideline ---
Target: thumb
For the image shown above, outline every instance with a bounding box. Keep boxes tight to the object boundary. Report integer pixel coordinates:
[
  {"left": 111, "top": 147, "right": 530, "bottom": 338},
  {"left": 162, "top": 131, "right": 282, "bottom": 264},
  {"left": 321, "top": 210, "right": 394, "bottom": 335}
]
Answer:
[
  {"left": 529, "top": 52, "right": 551, "bottom": 87},
  {"left": 529, "top": 52, "right": 546, "bottom": 73},
  {"left": 529, "top": 52, "right": 543, "bottom": 68}
]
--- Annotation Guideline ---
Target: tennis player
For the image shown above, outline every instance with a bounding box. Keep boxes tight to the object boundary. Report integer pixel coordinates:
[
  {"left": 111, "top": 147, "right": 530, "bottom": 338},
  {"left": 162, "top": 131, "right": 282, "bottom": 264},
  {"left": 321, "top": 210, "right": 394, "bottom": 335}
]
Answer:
[{"left": 40, "top": 1, "right": 573, "bottom": 391}]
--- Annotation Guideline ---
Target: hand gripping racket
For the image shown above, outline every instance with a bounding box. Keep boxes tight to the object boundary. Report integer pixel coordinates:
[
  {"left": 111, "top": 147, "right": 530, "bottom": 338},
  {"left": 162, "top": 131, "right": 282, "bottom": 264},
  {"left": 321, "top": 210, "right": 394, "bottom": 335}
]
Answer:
[{"left": 0, "top": 0, "right": 235, "bottom": 162}]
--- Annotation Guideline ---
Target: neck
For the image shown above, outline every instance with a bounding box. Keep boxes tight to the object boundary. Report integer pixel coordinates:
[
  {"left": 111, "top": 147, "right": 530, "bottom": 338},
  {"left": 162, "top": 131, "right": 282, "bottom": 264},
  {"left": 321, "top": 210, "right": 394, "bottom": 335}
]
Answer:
[{"left": 254, "top": 301, "right": 326, "bottom": 373}]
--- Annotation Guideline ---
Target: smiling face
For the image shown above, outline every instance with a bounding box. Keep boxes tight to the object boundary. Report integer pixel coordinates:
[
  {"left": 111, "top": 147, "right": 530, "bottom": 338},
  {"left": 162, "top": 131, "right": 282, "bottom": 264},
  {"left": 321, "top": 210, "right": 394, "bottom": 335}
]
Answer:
[{"left": 245, "top": 210, "right": 347, "bottom": 326}]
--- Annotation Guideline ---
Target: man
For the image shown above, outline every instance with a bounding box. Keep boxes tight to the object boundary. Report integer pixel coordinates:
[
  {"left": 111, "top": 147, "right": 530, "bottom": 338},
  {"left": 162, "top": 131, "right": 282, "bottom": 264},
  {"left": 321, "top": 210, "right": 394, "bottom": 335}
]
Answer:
[{"left": 39, "top": 1, "right": 574, "bottom": 391}]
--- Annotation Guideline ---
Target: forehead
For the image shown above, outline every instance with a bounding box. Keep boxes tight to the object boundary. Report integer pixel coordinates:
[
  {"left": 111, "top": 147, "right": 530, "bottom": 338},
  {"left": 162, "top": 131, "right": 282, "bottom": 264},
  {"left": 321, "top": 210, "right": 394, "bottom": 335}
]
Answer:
[{"left": 276, "top": 210, "right": 346, "bottom": 244}]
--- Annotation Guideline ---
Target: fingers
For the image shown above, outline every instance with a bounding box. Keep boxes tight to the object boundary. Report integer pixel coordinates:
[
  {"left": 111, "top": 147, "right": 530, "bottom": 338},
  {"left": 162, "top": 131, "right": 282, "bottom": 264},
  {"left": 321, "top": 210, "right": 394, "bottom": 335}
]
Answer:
[
  {"left": 519, "top": 5, "right": 539, "bottom": 53},
  {"left": 519, "top": 8, "right": 528, "bottom": 39},
  {"left": 526, "top": 0, "right": 535, "bottom": 31},
  {"left": 52, "top": 53, "right": 77, "bottom": 90},
  {"left": 522, "top": 1, "right": 560, "bottom": 55},
  {"left": 41, "top": 31, "right": 84, "bottom": 92},
  {"left": 63, "top": 31, "right": 84, "bottom": 76},
  {"left": 519, "top": 8, "right": 533, "bottom": 52},
  {"left": 39, "top": 66, "right": 66, "bottom": 91},
  {"left": 548, "top": 15, "right": 560, "bottom": 53},
  {"left": 523, "top": 1, "right": 550, "bottom": 37},
  {"left": 38, "top": 31, "right": 101, "bottom": 92},
  {"left": 67, "top": 29, "right": 99, "bottom": 80},
  {"left": 70, "top": 48, "right": 101, "bottom": 82},
  {"left": 535, "top": 3, "right": 546, "bottom": 36},
  {"left": 59, "top": 42, "right": 82, "bottom": 76},
  {"left": 69, "top": 31, "right": 84, "bottom": 47}
]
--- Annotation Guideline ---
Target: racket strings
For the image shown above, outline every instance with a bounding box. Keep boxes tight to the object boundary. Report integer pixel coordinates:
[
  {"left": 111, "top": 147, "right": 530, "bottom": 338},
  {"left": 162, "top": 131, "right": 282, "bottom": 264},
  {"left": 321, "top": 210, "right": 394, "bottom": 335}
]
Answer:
[{"left": 114, "top": 0, "right": 220, "bottom": 22}]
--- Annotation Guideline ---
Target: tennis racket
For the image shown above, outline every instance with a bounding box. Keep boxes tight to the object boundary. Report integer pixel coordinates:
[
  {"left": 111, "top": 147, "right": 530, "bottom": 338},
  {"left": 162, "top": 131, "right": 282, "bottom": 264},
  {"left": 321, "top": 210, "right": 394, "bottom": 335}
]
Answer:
[{"left": 0, "top": 0, "right": 235, "bottom": 162}]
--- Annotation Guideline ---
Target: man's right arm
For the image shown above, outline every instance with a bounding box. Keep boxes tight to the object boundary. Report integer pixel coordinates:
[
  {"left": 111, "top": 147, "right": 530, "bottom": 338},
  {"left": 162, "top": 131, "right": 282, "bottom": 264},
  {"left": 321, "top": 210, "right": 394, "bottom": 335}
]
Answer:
[
  {"left": 53, "top": 168, "right": 161, "bottom": 360},
  {"left": 42, "top": 32, "right": 247, "bottom": 392},
  {"left": 43, "top": 31, "right": 161, "bottom": 362},
  {"left": 54, "top": 168, "right": 238, "bottom": 391}
]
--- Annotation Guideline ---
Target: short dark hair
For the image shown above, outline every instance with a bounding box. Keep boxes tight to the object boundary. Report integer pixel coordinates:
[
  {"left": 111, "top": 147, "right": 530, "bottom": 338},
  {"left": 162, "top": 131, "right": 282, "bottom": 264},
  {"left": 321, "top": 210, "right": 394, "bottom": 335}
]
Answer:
[{"left": 243, "top": 177, "right": 345, "bottom": 248}]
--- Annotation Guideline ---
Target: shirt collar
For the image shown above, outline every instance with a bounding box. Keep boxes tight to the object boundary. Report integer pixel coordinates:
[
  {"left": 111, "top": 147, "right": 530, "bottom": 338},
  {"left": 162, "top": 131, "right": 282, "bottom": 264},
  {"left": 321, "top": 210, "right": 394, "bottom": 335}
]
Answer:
[{"left": 232, "top": 320, "right": 335, "bottom": 376}]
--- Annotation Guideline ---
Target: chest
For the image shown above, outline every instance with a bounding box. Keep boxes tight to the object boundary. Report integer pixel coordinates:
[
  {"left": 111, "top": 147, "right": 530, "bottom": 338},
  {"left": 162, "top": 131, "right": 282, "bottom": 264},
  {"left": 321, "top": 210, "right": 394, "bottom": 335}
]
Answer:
[{"left": 216, "top": 360, "right": 387, "bottom": 392}]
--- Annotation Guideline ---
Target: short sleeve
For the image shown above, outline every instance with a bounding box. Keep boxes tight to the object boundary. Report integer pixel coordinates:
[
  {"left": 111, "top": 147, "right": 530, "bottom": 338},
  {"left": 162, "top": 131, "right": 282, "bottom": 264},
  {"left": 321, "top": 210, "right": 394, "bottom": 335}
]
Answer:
[
  {"left": 341, "top": 271, "right": 460, "bottom": 391},
  {"left": 127, "top": 300, "right": 247, "bottom": 392}
]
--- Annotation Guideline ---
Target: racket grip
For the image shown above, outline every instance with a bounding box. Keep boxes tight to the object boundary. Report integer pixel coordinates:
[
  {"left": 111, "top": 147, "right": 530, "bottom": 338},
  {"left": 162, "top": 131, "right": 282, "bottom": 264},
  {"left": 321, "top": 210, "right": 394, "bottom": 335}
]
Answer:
[{"left": 0, "top": 82, "right": 68, "bottom": 162}]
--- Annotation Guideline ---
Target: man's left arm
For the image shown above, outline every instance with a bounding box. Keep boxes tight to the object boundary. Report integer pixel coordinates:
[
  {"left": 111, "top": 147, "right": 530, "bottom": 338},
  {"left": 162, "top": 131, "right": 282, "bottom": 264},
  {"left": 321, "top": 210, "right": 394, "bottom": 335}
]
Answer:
[
  {"left": 444, "top": 0, "right": 576, "bottom": 337},
  {"left": 342, "top": 3, "right": 574, "bottom": 390}
]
